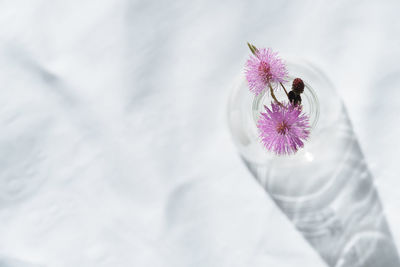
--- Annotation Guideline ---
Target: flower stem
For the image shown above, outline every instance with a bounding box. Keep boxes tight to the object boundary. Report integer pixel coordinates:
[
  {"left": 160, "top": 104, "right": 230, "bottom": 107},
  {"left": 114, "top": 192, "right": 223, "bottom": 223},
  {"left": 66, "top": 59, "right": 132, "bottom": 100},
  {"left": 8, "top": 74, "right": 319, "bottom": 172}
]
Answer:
[
  {"left": 280, "top": 82, "right": 289, "bottom": 98},
  {"left": 269, "top": 83, "right": 284, "bottom": 107}
]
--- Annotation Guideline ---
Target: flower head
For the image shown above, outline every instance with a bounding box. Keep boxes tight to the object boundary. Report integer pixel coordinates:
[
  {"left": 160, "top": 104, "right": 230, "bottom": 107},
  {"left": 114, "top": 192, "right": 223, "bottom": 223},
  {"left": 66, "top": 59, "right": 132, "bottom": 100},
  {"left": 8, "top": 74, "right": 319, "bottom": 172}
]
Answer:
[
  {"left": 257, "top": 102, "right": 310, "bottom": 155},
  {"left": 245, "top": 48, "right": 288, "bottom": 95}
]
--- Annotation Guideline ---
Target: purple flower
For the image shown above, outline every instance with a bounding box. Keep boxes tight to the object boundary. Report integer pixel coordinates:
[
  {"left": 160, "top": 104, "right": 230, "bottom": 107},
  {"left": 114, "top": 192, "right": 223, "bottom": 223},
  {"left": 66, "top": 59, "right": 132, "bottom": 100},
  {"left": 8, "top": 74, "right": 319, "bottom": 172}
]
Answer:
[
  {"left": 257, "top": 102, "right": 310, "bottom": 155},
  {"left": 245, "top": 48, "right": 288, "bottom": 95}
]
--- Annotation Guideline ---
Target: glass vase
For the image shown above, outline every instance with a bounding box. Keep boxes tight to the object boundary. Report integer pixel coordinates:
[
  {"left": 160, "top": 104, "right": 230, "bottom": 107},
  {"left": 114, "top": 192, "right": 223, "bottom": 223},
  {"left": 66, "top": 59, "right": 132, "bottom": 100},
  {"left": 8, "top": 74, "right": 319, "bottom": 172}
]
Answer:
[{"left": 227, "top": 60, "right": 400, "bottom": 267}]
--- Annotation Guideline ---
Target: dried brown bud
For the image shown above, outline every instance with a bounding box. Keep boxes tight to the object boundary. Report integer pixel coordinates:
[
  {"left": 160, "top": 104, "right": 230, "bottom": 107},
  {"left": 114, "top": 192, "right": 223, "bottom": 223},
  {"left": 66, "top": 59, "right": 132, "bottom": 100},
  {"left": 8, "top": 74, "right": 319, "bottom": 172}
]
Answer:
[
  {"left": 288, "top": 91, "right": 302, "bottom": 106},
  {"left": 292, "top": 78, "right": 304, "bottom": 95}
]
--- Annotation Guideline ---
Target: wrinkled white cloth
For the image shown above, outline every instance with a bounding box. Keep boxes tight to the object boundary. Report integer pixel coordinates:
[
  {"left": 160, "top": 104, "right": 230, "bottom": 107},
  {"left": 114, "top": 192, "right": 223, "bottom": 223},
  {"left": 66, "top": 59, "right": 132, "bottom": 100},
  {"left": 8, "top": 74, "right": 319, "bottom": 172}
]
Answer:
[{"left": 0, "top": 0, "right": 399, "bottom": 266}]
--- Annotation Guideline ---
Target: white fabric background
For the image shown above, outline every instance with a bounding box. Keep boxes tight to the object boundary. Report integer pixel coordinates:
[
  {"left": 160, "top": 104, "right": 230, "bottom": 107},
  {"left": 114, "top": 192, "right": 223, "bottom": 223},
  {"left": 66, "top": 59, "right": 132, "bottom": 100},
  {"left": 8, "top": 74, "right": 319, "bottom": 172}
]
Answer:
[{"left": 0, "top": 0, "right": 399, "bottom": 266}]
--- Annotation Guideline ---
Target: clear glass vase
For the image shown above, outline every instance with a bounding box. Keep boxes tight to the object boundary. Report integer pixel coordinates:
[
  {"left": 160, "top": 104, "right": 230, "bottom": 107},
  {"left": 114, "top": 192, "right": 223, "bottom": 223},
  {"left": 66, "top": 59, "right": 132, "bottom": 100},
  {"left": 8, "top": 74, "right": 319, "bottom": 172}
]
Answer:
[{"left": 227, "top": 60, "right": 400, "bottom": 267}]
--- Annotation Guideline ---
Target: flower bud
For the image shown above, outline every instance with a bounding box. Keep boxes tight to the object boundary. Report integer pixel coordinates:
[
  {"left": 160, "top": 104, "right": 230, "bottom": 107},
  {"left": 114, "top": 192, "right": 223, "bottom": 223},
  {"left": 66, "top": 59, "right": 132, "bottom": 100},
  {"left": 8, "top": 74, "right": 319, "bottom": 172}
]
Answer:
[{"left": 292, "top": 78, "right": 304, "bottom": 95}]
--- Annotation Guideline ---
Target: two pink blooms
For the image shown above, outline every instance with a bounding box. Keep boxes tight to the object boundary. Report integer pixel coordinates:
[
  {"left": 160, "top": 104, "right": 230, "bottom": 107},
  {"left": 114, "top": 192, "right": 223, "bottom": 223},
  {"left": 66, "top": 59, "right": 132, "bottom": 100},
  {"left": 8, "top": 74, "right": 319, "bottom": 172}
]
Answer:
[{"left": 245, "top": 48, "right": 310, "bottom": 155}]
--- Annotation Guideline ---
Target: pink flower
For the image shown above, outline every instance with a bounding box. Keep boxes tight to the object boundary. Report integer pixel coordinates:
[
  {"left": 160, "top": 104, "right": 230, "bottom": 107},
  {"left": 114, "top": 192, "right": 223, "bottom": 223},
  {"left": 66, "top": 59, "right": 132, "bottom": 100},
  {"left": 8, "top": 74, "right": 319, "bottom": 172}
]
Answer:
[
  {"left": 257, "top": 102, "right": 310, "bottom": 155},
  {"left": 245, "top": 48, "right": 288, "bottom": 95}
]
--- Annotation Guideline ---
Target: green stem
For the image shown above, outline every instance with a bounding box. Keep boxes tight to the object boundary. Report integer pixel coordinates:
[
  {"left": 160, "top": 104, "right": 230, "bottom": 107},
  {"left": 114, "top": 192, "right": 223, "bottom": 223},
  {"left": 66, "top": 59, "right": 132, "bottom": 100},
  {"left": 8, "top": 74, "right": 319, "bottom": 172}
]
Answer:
[
  {"left": 280, "top": 82, "right": 289, "bottom": 98},
  {"left": 247, "top": 42, "right": 258, "bottom": 56},
  {"left": 269, "top": 83, "right": 284, "bottom": 107}
]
